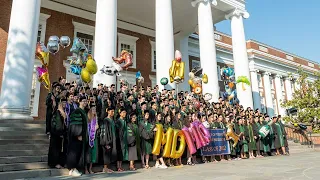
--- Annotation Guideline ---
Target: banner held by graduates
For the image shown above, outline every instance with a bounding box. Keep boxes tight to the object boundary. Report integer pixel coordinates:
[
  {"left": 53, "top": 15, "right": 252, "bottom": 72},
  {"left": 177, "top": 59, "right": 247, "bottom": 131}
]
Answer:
[{"left": 201, "top": 129, "right": 231, "bottom": 156}]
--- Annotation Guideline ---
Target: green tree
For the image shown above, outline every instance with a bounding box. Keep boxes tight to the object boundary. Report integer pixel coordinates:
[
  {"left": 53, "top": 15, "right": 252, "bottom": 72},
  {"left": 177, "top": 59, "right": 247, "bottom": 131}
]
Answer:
[{"left": 282, "top": 68, "right": 320, "bottom": 128}]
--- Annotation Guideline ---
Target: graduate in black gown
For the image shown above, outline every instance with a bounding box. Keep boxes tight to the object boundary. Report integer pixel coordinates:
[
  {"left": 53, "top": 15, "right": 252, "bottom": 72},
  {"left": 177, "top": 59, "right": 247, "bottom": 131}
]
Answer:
[
  {"left": 45, "top": 82, "right": 61, "bottom": 135},
  {"left": 48, "top": 98, "right": 67, "bottom": 169},
  {"left": 115, "top": 108, "right": 128, "bottom": 172},
  {"left": 66, "top": 96, "right": 88, "bottom": 177},
  {"left": 100, "top": 108, "right": 115, "bottom": 173}
]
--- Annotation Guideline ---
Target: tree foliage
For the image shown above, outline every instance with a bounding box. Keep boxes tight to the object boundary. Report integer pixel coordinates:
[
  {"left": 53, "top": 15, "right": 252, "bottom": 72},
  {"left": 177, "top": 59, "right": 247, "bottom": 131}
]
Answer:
[{"left": 282, "top": 68, "right": 320, "bottom": 128}]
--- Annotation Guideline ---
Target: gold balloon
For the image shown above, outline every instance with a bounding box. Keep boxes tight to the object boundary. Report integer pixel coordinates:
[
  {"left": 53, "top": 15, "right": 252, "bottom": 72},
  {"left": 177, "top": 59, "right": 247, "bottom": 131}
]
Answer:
[
  {"left": 170, "top": 129, "right": 186, "bottom": 159},
  {"left": 162, "top": 127, "right": 174, "bottom": 158},
  {"left": 202, "top": 74, "right": 208, "bottom": 84},
  {"left": 194, "top": 86, "right": 202, "bottom": 94},
  {"left": 39, "top": 72, "right": 50, "bottom": 91},
  {"left": 226, "top": 123, "right": 240, "bottom": 148},
  {"left": 169, "top": 60, "right": 185, "bottom": 83},
  {"left": 85, "top": 56, "right": 97, "bottom": 74},
  {"left": 188, "top": 79, "right": 193, "bottom": 86},
  {"left": 81, "top": 68, "right": 92, "bottom": 83},
  {"left": 152, "top": 124, "right": 164, "bottom": 155}
]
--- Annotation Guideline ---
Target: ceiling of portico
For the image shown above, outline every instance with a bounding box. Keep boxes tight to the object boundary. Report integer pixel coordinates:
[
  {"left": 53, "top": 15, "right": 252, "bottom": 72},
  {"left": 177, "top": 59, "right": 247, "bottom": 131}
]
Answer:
[{"left": 50, "top": 0, "right": 232, "bottom": 36}]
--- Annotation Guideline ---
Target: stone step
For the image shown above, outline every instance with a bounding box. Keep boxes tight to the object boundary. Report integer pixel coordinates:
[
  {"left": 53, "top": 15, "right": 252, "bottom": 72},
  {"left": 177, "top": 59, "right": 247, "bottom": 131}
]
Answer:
[
  {"left": 0, "top": 123, "right": 45, "bottom": 129},
  {"left": 0, "top": 127, "right": 44, "bottom": 132},
  {"left": 0, "top": 150, "right": 47, "bottom": 157},
  {"left": 0, "top": 120, "right": 45, "bottom": 124},
  {"left": 0, "top": 139, "right": 49, "bottom": 145},
  {"left": 0, "top": 144, "right": 48, "bottom": 151},
  {"left": 0, "top": 156, "right": 47, "bottom": 164},
  {"left": 0, "top": 131, "right": 46, "bottom": 137},
  {"left": 0, "top": 162, "right": 48, "bottom": 172},
  {"left": 0, "top": 134, "right": 48, "bottom": 140},
  {"left": 0, "top": 169, "right": 68, "bottom": 180}
]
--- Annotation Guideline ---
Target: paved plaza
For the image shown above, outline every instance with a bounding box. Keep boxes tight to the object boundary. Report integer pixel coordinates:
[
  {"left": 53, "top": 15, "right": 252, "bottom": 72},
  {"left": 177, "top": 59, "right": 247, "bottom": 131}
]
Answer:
[{"left": 28, "top": 151, "right": 320, "bottom": 180}]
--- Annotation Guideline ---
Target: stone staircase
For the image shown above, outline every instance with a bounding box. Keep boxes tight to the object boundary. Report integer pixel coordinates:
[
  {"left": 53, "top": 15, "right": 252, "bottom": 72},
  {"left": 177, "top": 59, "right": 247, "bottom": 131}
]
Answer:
[{"left": 0, "top": 120, "right": 68, "bottom": 180}]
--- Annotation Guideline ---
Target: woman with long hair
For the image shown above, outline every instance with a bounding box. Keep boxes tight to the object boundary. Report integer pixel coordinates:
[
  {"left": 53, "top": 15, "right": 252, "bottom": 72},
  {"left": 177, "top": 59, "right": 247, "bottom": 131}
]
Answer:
[{"left": 85, "top": 103, "right": 99, "bottom": 174}]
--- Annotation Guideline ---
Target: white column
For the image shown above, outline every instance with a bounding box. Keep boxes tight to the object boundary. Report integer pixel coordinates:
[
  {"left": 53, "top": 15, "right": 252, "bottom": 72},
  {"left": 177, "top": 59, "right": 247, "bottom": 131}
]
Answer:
[
  {"left": 176, "top": 36, "right": 190, "bottom": 92},
  {"left": 226, "top": 9, "right": 253, "bottom": 108},
  {"left": 284, "top": 77, "right": 293, "bottom": 101},
  {"left": 263, "top": 72, "right": 274, "bottom": 117},
  {"left": 250, "top": 68, "right": 261, "bottom": 111},
  {"left": 0, "top": 0, "right": 41, "bottom": 120},
  {"left": 274, "top": 75, "right": 285, "bottom": 116},
  {"left": 93, "top": 0, "right": 117, "bottom": 87},
  {"left": 192, "top": 0, "right": 219, "bottom": 102},
  {"left": 156, "top": 0, "right": 175, "bottom": 90}
]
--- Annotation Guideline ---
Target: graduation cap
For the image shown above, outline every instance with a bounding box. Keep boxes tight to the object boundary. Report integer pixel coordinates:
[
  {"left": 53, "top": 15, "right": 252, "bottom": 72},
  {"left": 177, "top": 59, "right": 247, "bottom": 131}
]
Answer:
[{"left": 141, "top": 102, "right": 147, "bottom": 106}]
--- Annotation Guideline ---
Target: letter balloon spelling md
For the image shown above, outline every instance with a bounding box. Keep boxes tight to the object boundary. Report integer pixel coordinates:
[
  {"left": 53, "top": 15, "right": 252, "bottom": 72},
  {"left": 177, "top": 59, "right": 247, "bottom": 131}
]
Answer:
[
  {"left": 182, "top": 127, "right": 196, "bottom": 155},
  {"left": 152, "top": 124, "right": 186, "bottom": 158}
]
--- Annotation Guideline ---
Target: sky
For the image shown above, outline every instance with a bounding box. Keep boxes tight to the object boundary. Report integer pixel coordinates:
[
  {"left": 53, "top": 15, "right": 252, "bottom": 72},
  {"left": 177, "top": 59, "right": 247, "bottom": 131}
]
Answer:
[{"left": 215, "top": 0, "right": 320, "bottom": 64}]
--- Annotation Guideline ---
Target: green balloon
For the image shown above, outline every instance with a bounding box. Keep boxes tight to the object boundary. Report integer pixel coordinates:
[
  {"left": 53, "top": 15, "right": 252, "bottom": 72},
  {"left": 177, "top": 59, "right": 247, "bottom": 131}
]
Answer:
[{"left": 160, "top": 77, "right": 168, "bottom": 85}]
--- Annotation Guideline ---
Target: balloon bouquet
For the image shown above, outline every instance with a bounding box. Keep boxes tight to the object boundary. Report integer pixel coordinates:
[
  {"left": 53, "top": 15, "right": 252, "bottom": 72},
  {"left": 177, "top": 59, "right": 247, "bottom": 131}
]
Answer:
[
  {"left": 100, "top": 50, "right": 133, "bottom": 87},
  {"left": 35, "top": 36, "right": 71, "bottom": 91},
  {"left": 100, "top": 50, "right": 133, "bottom": 77},
  {"left": 68, "top": 37, "right": 98, "bottom": 84},
  {"left": 221, "top": 67, "right": 239, "bottom": 105},
  {"left": 188, "top": 66, "right": 208, "bottom": 95}
]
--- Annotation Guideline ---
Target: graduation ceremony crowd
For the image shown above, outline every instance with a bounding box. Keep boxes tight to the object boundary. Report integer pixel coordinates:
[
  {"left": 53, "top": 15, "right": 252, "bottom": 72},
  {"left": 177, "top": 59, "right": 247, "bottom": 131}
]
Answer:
[{"left": 46, "top": 76, "right": 289, "bottom": 177}]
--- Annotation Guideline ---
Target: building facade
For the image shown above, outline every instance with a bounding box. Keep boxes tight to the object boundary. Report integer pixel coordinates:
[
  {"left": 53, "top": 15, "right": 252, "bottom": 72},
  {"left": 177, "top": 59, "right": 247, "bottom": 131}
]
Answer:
[{"left": 0, "top": 0, "right": 319, "bottom": 120}]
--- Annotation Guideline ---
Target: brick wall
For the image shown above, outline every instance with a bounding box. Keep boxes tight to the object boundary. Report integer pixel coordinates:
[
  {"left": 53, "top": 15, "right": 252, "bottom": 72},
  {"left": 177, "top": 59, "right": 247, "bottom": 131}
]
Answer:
[{"left": 0, "top": 0, "right": 13, "bottom": 91}]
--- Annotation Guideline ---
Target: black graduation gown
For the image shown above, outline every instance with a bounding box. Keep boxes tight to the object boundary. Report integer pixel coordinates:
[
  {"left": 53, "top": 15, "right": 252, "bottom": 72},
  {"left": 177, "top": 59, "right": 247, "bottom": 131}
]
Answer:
[
  {"left": 100, "top": 117, "right": 115, "bottom": 165},
  {"left": 48, "top": 110, "right": 65, "bottom": 168}
]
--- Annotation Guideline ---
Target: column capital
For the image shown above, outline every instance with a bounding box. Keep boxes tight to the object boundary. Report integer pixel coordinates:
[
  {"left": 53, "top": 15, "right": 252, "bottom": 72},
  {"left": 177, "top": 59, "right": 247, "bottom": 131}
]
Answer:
[
  {"left": 191, "top": 0, "right": 217, "bottom": 7},
  {"left": 275, "top": 74, "right": 282, "bottom": 79},
  {"left": 250, "top": 68, "right": 259, "bottom": 73},
  {"left": 225, "top": 8, "right": 250, "bottom": 20},
  {"left": 263, "top": 72, "right": 271, "bottom": 76}
]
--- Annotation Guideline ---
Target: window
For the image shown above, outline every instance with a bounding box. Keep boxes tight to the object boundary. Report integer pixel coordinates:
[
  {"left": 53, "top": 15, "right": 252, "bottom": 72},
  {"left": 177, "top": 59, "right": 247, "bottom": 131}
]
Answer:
[
  {"left": 76, "top": 32, "right": 94, "bottom": 54},
  {"left": 214, "top": 34, "right": 222, "bottom": 41},
  {"left": 259, "top": 45, "right": 268, "bottom": 52},
  {"left": 37, "top": 24, "right": 42, "bottom": 42},
  {"left": 150, "top": 40, "right": 156, "bottom": 72},
  {"left": 286, "top": 55, "right": 293, "bottom": 61},
  {"left": 308, "top": 62, "right": 314, "bottom": 67},
  {"left": 118, "top": 33, "right": 139, "bottom": 68},
  {"left": 191, "top": 60, "right": 200, "bottom": 69},
  {"left": 280, "top": 79, "right": 285, "bottom": 92},
  {"left": 260, "top": 91, "right": 266, "bottom": 113},
  {"left": 217, "top": 65, "right": 221, "bottom": 81},
  {"left": 30, "top": 13, "right": 51, "bottom": 117},
  {"left": 257, "top": 74, "right": 263, "bottom": 88},
  {"left": 270, "top": 78, "right": 274, "bottom": 90}
]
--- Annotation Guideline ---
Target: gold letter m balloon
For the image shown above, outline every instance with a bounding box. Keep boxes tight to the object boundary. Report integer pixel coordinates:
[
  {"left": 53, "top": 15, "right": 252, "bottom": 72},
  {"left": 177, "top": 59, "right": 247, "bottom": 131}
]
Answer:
[{"left": 152, "top": 124, "right": 186, "bottom": 158}]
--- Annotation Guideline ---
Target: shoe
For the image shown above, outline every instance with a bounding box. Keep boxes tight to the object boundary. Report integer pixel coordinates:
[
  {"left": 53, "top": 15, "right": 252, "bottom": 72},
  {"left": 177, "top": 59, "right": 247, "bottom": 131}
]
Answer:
[
  {"left": 155, "top": 164, "right": 160, "bottom": 168},
  {"left": 68, "top": 169, "right": 73, "bottom": 176},
  {"left": 70, "top": 169, "right": 82, "bottom": 177},
  {"left": 159, "top": 164, "right": 168, "bottom": 169}
]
